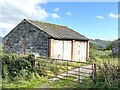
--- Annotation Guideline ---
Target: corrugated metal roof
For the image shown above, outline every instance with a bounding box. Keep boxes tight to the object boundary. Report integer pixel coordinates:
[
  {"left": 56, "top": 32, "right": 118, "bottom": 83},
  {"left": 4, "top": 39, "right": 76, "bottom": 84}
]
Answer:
[{"left": 26, "top": 19, "right": 89, "bottom": 40}]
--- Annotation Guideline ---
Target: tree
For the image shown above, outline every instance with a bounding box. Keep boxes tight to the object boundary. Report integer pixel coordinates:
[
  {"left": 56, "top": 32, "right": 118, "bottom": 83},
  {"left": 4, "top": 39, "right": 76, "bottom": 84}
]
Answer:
[
  {"left": 105, "top": 42, "right": 112, "bottom": 50},
  {"left": 89, "top": 42, "right": 99, "bottom": 50}
]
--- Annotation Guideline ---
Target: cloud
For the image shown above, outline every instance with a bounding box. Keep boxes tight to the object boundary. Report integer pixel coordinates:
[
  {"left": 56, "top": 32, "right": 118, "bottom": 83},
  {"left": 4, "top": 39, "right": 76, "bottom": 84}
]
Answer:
[
  {"left": 54, "top": 8, "right": 59, "bottom": 12},
  {"left": 96, "top": 16, "right": 104, "bottom": 20},
  {"left": 109, "top": 13, "right": 118, "bottom": 18},
  {"left": 0, "top": 0, "right": 50, "bottom": 37},
  {"left": 51, "top": 13, "right": 60, "bottom": 19},
  {"left": 66, "top": 12, "right": 72, "bottom": 16}
]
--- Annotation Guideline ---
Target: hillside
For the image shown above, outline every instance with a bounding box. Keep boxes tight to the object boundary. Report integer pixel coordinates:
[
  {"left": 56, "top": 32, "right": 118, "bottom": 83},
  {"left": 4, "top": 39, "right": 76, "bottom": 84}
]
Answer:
[
  {"left": 0, "top": 36, "right": 3, "bottom": 50},
  {"left": 0, "top": 36, "right": 2, "bottom": 42},
  {"left": 89, "top": 39, "right": 113, "bottom": 49}
]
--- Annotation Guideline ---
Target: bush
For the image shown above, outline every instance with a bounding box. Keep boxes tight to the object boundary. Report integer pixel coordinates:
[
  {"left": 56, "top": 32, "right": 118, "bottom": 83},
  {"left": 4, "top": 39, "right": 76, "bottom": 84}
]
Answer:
[
  {"left": 8, "top": 59, "right": 32, "bottom": 80},
  {"left": 1, "top": 52, "right": 41, "bottom": 81},
  {"left": 34, "top": 60, "right": 47, "bottom": 76},
  {"left": 1, "top": 52, "right": 55, "bottom": 83},
  {"left": 94, "top": 61, "right": 119, "bottom": 88}
]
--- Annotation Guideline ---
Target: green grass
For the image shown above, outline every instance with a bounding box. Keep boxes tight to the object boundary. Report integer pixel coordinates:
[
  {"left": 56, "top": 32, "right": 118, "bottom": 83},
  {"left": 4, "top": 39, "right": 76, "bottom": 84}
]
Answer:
[
  {"left": 40, "top": 78, "right": 94, "bottom": 88},
  {"left": 2, "top": 74, "right": 94, "bottom": 88},
  {"left": 2, "top": 76, "right": 49, "bottom": 88},
  {"left": 93, "top": 50, "right": 118, "bottom": 66},
  {"left": 89, "top": 49, "right": 118, "bottom": 65}
]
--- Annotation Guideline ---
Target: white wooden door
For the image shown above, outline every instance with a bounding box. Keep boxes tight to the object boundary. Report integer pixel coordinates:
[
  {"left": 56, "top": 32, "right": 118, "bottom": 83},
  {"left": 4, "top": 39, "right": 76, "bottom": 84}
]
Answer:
[
  {"left": 74, "top": 41, "right": 81, "bottom": 61},
  {"left": 74, "top": 41, "right": 87, "bottom": 62},
  {"left": 53, "top": 40, "right": 63, "bottom": 59},
  {"left": 63, "top": 41, "right": 72, "bottom": 60},
  {"left": 79, "top": 42, "right": 86, "bottom": 62}
]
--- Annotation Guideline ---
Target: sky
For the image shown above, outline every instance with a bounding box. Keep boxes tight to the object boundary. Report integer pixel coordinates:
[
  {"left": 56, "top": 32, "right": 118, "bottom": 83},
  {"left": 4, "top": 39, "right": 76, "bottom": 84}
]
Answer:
[{"left": 0, "top": 0, "right": 119, "bottom": 40}]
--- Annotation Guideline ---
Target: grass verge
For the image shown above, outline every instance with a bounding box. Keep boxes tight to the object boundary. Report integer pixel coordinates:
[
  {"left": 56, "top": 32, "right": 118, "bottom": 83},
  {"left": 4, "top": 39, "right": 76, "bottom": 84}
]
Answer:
[{"left": 2, "top": 76, "right": 49, "bottom": 88}]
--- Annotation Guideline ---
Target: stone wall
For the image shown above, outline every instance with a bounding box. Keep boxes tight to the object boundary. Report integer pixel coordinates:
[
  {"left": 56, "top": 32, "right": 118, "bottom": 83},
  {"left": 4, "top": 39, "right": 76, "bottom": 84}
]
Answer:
[
  {"left": 4, "top": 20, "right": 50, "bottom": 57},
  {"left": 112, "top": 38, "right": 120, "bottom": 56}
]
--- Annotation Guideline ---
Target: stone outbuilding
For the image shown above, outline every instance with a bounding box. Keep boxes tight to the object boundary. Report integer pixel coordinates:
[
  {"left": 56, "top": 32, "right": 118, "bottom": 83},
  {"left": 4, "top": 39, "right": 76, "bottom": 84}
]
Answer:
[
  {"left": 112, "top": 38, "right": 120, "bottom": 56},
  {"left": 3, "top": 19, "right": 89, "bottom": 62}
]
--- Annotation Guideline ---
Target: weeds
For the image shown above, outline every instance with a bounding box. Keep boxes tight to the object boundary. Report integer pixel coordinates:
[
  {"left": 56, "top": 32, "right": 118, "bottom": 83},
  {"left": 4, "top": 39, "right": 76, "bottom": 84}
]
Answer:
[{"left": 94, "top": 59, "right": 119, "bottom": 88}]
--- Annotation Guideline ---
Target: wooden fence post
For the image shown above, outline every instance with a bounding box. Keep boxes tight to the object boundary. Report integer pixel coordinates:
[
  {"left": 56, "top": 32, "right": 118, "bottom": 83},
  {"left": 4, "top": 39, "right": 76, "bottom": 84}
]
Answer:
[
  {"left": 92, "top": 63, "right": 94, "bottom": 79},
  {"left": 67, "top": 60, "right": 68, "bottom": 79},
  {"left": 78, "top": 62, "right": 80, "bottom": 82},
  {"left": 92, "top": 62, "right": 96, "bottom": 83},
  {"left": 56, "top": 59, "right": 57, "bottom": 77},
  {"left": 94, "top": 63, "right": 96, "bottom": 79}
]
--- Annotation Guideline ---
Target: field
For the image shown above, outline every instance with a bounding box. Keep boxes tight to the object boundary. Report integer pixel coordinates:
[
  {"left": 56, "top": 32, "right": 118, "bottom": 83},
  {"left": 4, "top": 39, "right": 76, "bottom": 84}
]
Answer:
[{"left": 0, "top": 44, "right": 119, "bottom": 89}]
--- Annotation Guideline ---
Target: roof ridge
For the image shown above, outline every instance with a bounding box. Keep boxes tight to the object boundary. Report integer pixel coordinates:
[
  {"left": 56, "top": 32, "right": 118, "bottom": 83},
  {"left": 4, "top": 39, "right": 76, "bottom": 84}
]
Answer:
[
  {"left": 26, "top": 19, "right": 87, "bottom": 38},
  {"left": 26, "top": 19, "right": 68, "bottom": 28}
]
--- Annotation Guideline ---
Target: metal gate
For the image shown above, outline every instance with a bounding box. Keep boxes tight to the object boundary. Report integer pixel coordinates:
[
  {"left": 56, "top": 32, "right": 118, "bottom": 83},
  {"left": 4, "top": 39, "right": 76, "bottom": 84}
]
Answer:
[{"left": 36, "top": 57, "right": 96, "bottom": 83}]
